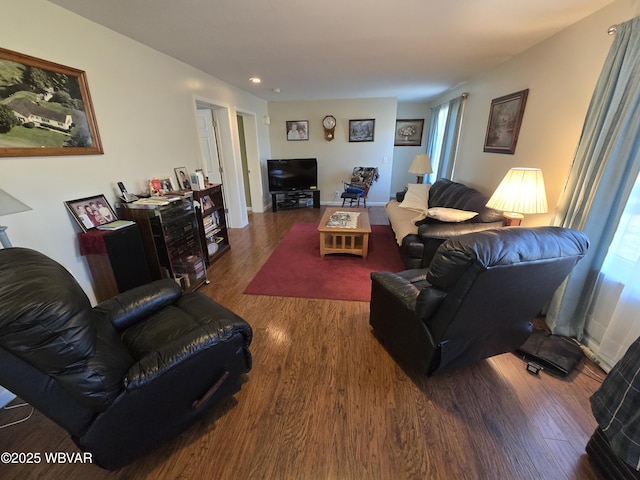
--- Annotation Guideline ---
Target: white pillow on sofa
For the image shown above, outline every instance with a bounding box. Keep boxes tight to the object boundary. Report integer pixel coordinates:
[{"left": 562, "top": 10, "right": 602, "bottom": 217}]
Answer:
[
  {"left": 426, "top": 207, "right": 478, "bottom": 222},
  {"left": 399, "top": 183, "right": 430, "bottom": 212}
]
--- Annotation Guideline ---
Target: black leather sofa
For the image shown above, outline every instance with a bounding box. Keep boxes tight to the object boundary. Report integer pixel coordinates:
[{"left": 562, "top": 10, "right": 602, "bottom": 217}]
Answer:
[
  {"left": 398, "top": 179, "right": 504, "bottom": 268},
  {"left": 370, "top": 227, "right": 589, "bottom": 376},
  {"left": 0, "top": 247, "right": 253, "bottom": 470}
]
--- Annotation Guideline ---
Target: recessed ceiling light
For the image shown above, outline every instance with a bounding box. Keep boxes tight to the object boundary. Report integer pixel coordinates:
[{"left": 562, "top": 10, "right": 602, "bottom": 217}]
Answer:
[{"left": 249, "top": 77, "right": 261, "bottom": 84}]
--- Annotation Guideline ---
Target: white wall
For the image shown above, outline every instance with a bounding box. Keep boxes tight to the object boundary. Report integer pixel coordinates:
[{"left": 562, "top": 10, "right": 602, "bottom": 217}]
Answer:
[
  {"left": 0, "top": 0, "right": 270, "bottom": 303},
  {"left": 267, "top": 98, "right": 397, "bottom": 205},
  {"left": 427, "top": 0, "right": 639, "bottom": 227},
  {"left": 390, "top": 102, "right": 430, "bottom": 195}
]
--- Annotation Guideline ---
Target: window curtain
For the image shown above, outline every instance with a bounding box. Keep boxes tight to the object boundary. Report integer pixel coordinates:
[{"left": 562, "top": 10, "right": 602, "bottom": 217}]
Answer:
[
  {"left": 587, "top": 172, "right": 640, "bottom": 370},
  {"left": 425, "top": 94, "right": 467, "bottom": 183},
  {"left": 546, "top": 16, "right": 640, "bottom": 339}
]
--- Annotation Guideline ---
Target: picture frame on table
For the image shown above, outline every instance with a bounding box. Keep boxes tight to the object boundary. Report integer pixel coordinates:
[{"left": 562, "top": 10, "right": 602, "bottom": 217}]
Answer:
[
  {"left": 174, "top": 167, "right": 192, "bottom": 190},
  {"left": 0, "top": 47, "right": 103, "bottom": 157},
  {"left": 483, "top": 89, "right": 529, "bottom": 154},
  {"left": 286, "top": 120, "right": 309, "bottom": 141},
  {"left": 65, "top": 194, "right": 117, "bottom": 232},
  {"left": 394, "top": 119, "right": 424, "bottom": 146},
  {"left": 349, "top": 119, "right": 375, "bottom": 142},
  {"left": 159, "top": 177, "right": 174, "bottom": 192}
]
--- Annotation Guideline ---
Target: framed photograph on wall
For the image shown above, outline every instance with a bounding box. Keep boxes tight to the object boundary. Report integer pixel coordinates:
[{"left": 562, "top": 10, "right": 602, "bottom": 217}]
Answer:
[
  {"left": 286, "top": 120, "right": 309, "bottom": 141},
  {"left": 0, "top": 47, "right": 103, "bottom": 157},
  {"left": 394, "top": 119, "right": 424, "bottom": 146},
  {"left": 483, "top": 89, "right": 529, "bottom": 154},
  {"left": 65, "top": 194, "right": 117, "bottom": 232},
  {"left": 349, "top": 119, "right": 375, "bottom": 142},
  {"left": 174, "top": 167, "right": 192, "bottom": 190}
]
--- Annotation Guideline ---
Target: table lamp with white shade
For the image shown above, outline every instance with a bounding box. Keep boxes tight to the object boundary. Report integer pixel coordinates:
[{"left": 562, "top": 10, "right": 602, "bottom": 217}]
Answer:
[
  {"left": 408, "top": 153, "right": 433, "bottom": 184},
  {"left": 486, "top": 167, "right": 548, "bottom": 226},
  {"left": 0, "top": 188, "right": 32, "bottom": 248}
]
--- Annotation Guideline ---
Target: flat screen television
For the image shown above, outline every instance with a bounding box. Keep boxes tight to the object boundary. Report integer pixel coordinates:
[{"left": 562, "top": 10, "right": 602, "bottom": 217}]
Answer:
[{"left": 267, "top": 158, "right": 318, "bottom": 192}]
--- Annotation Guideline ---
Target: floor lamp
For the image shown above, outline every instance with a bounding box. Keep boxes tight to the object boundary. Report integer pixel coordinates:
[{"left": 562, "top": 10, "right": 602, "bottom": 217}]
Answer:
[
  {"left": 486, "top": 168, "right": 548, "bottom": 226},
  {"left": 0, "top": 188, "right": 32, "bottom": 248}
]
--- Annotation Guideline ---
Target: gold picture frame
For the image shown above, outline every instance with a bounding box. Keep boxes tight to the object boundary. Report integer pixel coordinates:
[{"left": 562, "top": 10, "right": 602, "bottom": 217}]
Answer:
[{"left": 0, "top": 47, "right": 103, "bottom": 157}]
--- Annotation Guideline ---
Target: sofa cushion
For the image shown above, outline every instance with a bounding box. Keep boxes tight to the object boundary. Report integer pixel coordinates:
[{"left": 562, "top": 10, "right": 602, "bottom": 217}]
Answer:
[
  {"left": 426, "top": 207, "right": 478, "bottom": 223},
  {"left": 385, "top": 200, "right": 420, "bottom": 245},
  {"left": 399, "top": 183, "right": 430, "bottom": 212}
]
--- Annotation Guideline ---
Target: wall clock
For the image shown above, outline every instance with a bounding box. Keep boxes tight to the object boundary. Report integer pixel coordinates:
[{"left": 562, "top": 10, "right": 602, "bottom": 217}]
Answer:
[{"left": 322, "top": 115, "right": 336, "bottom": 141}]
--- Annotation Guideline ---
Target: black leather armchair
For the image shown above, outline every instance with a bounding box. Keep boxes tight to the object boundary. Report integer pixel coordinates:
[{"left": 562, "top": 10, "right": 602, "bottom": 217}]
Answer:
[
  {"left": 370, "top": 227, "right": 588, "bottom": 376},
  {"left": 0, "top": 247, "right": 253, "bottom": 470}
]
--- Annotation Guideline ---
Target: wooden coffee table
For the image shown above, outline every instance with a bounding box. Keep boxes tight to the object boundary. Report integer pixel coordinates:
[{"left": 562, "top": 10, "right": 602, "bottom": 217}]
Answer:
[{"left": 318, "top": 207, "right": 371, "bottom": 258}]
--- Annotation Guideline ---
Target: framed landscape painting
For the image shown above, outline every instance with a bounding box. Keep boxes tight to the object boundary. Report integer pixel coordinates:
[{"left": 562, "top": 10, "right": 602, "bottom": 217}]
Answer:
[
  {"left": 349, "top": 119, "right": 375, "bottom": 142},
  {"left": 0, "top": 47, "right": 103, "bottom": 157},
  {"left": 483, "top": 89, "right": 529, "bottom": 154}
]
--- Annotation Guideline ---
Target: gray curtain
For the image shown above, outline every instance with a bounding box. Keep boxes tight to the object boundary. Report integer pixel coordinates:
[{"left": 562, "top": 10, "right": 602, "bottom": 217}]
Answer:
[
  {"left": 425, "top": 94, "right": 467, "bottom": 182},
  {"left": 546, "top": 16, "right": 640, "bottom": 338}
]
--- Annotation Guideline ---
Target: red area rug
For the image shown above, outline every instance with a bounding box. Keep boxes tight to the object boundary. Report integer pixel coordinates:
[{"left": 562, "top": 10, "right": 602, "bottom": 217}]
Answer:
[{"left": 244, "top": 222, "right": 405, "bottom": 302}]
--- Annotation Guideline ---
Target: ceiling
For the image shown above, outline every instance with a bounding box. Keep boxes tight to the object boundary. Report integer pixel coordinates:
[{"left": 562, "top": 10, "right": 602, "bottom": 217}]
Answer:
[{"left": 49, "top": 0, "right": 614, "bottom": 103}]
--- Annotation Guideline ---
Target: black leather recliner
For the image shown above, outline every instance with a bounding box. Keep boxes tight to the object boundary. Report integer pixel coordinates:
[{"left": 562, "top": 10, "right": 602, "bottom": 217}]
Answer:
[
  {"left": 0, "top": 247, "right": 253, "bottom": 470},
  {"left": 370, "top": 227, "right": 589, "bottom": 376}
]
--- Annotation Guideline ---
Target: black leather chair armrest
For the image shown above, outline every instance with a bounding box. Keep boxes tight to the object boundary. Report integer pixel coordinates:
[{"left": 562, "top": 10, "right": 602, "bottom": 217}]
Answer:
[
  {"left": 370, "top": 271, "right": 422, "bottom": 311},
  {"left": 124, "top": 316, "right": 252, "bottom": 391},
  {"left": 93, "top": 279, "right": 183, "bottom": 332}
]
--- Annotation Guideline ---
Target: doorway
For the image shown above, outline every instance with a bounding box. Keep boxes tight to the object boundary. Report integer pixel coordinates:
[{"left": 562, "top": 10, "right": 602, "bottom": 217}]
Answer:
[{"left": 194, "top": 98, "right": 265, "bottom": 227}]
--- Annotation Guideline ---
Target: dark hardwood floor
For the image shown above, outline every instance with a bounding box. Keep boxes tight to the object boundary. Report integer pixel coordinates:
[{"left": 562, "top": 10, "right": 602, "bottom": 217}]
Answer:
[{"left": 0, "top": 206, "right": 607, "bottom": 479}]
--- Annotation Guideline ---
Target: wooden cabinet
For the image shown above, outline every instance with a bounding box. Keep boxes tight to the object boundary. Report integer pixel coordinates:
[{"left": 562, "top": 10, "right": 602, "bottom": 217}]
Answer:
[
  {"left": 117, "top": 194, "right": 208, "bottom": 292},
  {"left": 193, "top": 184, "right": 230, "bottom": 266},
  {"left": 78, "top": 223, "right": 152, "bottom": 302}
]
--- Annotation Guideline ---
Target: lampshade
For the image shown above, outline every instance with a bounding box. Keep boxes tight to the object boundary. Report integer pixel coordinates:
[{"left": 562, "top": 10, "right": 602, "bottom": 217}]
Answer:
[
  {"left": 486, "top": 168, "right": 548, "bottom": 224},
  {"left": 0, "top": 188, "right": 31, "bottom": 217},
  {"left": 408, "top": 154, "right": 433, "bottom": 175},
  {"left": 0, "top": 188, "right": 31, "bottom": 248}
]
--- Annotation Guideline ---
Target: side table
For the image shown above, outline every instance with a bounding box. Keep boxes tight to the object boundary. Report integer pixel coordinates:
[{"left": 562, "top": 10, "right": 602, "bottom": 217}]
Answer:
[{"left": 79, "top": 224, "right": 152, "bottom": 302}]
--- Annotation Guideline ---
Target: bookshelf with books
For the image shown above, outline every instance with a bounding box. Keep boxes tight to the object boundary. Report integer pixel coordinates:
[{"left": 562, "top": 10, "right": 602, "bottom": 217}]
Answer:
[{"left": 193, "top": 184, "right": 230, "bottom": 266}]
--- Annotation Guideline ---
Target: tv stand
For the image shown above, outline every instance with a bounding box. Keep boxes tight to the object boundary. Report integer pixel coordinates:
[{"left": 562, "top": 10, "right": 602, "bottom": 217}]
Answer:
[{"left": 271, "top": 190, "right": 320, "bottom": 212}]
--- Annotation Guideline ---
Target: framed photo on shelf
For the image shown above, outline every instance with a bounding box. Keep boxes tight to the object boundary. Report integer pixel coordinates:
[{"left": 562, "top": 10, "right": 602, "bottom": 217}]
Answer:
[
  {"left": 484, "top": 89, "right": 529, "bottom": 154},
  {"left": 174, "top": 167, "right": 192, "bottom": 190},
  {"left": 349, "top": 119, "right": 375, "bottom": 142},
  {"left": 394, "top": 119, "right": 424, "bottom": 146},
  {"left": 286, "top": 120, "right": 309, "bottom": 141},
  {"left": 0, "top": 47, "right": 103, "bottom": 157},
  {"left": 159, "top": 177, "right": 174, "bottom": 192},
  {"left": 65, "top": 194, "right": 117, "bottom": 232}
]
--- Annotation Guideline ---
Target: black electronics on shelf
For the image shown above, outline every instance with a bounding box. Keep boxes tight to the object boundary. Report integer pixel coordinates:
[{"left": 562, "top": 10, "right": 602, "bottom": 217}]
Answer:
[{"left": 270, "top": 189, "right": 320, "bottom": 212}]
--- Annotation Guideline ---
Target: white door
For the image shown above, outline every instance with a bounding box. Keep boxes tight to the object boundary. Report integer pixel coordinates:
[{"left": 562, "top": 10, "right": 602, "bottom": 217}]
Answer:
[{"left": 197, "top": 109, "right": 222, "bottom": 185}]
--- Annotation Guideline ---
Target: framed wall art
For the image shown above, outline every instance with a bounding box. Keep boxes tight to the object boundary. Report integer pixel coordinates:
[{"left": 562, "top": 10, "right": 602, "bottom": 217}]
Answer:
[
  {"left": 0, "top": 47, "right": 103, "bottom": 157},
  {"left": 286, "top": 120, "right": 309, "bottom": 141},
  {"left": 349, "top": 119, "right": 375, "bottom": 142},
  {"left": 394, "top": 119, "right": 424, "bottom": 146},
  {"left": 483, "top": 89, "right": 529, "bottom": 154}
]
